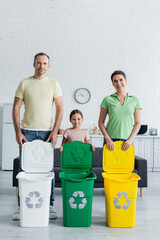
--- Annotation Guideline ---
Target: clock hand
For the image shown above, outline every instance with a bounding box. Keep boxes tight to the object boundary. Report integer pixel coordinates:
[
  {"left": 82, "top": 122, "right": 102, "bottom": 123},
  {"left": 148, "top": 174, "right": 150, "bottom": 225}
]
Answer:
[{"left": 78, "top": 93, "right": 84, "bottom": 97}]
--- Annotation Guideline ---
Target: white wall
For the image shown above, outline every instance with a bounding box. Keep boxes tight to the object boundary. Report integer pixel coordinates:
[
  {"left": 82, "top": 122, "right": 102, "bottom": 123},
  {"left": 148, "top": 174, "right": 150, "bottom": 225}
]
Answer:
[{"left": 1, "top": 0, "right": 160, "bottom": 168}]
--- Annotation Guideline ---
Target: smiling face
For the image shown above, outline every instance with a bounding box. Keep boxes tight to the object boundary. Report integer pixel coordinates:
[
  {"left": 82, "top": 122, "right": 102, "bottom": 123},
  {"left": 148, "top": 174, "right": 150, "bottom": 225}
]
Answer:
[
  {"left": 112, "top": 74, "right": 127, "bottom": 93},
  {"left": 70, "top": 113, "right": 83, "bottom": 129},
  {"left": 33, "top": 55, "right": 50, "bottom": 78}
]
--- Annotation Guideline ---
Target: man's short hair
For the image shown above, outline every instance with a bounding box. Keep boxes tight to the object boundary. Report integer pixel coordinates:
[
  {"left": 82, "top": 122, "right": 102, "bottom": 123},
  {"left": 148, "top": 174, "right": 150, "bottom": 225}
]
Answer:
[{"left": 34, "top": 52, "right": 50, "bottom": 63}]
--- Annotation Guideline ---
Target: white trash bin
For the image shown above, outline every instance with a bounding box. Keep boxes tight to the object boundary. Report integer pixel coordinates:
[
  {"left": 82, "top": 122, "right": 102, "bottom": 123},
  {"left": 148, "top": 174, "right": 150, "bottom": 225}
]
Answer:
[{"left": 16, "top": 140, "right": 54, "bottom": 227}]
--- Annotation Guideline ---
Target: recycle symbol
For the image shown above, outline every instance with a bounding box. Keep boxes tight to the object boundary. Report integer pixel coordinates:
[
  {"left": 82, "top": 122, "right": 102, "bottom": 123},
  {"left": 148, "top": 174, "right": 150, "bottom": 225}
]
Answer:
[
  {"left": 70, "top": 147, "right": 86, "bottom": 164},
  {"left": 69, "top": 191, "right": 87, "bottom": 209},
  {"left": 113, "top": 192, "right": 131, "bottom": 210},
  {"left": 25, "top": 191, "right": 44, "bottom": 209},
  {"left": 31, "top": 145, "right": 47, "bottom": 163}
]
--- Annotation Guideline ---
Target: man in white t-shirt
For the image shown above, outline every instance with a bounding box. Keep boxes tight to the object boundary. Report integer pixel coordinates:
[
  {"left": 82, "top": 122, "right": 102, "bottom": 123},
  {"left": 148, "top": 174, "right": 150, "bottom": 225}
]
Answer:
[{"left": 12, "top": 52, "right": 63, "bottom": 220}]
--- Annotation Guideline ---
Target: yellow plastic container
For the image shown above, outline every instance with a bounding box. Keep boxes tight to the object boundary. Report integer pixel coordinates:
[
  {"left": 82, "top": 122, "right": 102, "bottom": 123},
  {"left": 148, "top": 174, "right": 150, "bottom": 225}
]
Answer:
[{"left": 102, "top": 141, "right": 141, "bottom": 228}]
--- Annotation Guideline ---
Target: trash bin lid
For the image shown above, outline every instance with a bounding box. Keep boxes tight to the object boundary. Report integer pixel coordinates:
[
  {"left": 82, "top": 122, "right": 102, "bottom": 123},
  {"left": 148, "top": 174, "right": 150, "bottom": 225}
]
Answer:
[
  {"left": 103, "top": 141, "right": 135, "bottom": 173},
  {"left": 16, "top": 172, "right": 54, "bottom": 181},
  {"left": 61, "top": 141, "right": 93, "bottom": 173},
  {"left": 21, "top": 140, "right": 54, "bottom": 173}
]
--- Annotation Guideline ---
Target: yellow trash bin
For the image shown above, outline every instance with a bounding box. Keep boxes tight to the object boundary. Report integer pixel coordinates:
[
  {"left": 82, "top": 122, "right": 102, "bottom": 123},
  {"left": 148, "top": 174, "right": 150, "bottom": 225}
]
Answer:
[{"left": 102, "top": 141, "right": 141, "bottom": 228}]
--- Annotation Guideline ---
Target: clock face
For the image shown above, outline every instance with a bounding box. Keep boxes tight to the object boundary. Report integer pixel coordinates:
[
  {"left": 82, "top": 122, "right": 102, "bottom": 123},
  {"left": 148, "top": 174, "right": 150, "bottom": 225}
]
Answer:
[{"left": 74, "top": 88, "right": 91, "bottom": 104}]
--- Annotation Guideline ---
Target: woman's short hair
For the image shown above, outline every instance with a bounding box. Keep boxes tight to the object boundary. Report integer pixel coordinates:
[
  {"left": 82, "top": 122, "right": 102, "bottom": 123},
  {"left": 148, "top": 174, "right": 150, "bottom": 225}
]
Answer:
[
  {"left": 111, "top": 70, "right": 126, "bottom": 81},
  {"left": 70, "top": 109, "right": 83, "bottom": 120}
]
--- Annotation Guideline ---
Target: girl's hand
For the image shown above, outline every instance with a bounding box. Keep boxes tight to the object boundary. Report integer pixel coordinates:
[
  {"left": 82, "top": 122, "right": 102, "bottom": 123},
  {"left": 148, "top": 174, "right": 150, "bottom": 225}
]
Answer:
[
  {"left": 60, "top": 146, "right": 63, "bottom": 152},
  {"left": 91, "top": 145, "right": 95, "bottom": 151},
  {"left": 105, "top": 138, "right": 114, "bottom": 151},
  {"left": 122, "top": 140, "right": 132, "bottom": 151}
]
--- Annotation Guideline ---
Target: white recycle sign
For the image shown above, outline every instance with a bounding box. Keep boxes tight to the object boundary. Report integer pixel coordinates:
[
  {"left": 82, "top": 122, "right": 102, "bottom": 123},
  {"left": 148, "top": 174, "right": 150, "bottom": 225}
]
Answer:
[
  {"left": 113, "top": 192, "right": 131, "bottom": 210},
  {"left": 69, "top": 191, "right": 87, "bottom": 210},
  {"left": 25, "top": 191, "right": 44, "bottom": 209}
]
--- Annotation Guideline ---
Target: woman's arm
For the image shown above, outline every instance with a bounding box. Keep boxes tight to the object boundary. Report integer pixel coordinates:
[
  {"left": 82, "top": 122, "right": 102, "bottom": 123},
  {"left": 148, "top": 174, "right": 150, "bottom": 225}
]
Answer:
[
  {"left": 98, "top": 107, "right": 114, "bottom": 151},
  {"left": 122, "top": 109, "right": 141, "bottom": 151}
]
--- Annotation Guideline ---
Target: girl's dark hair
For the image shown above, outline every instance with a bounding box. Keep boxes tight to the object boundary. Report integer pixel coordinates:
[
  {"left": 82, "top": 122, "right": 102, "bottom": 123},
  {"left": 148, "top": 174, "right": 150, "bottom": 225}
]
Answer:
[
  {"left": 111, "top": 70, "right": 126, "bottom": 81},
  {"left": 70, "top": 109, "right": 83, "bottom": 120}
]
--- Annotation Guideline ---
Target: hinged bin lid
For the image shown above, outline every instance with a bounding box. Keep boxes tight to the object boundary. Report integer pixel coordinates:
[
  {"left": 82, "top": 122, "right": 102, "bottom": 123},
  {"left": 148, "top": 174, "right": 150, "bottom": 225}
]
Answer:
[
  {"left": 21, "top": 140, "right": 54, "bottom": 173},
  {"left": 61, "top": 141, "right": 93, "bottom": 173},
  {"left": 103, "top": 141, "right": 135, "bottom": 173}
]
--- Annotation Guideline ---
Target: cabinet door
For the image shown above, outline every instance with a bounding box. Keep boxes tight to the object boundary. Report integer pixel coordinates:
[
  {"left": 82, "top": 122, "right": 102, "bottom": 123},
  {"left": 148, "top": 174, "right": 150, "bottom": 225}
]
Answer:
[
  {"left": 2, "top": 104, "right": 25, "bottom": 170},
  {"left": 153, "top": 138, "right": 160, "bottom": 171},
  {"left": 3, "top": 104, "right": 13, "bottom": 123},
  {"left": 2, "top": 124, "right": 19, "bottom": 170},
  {"left": 55, "top": 135, "right": 63, "bottom": 148},
  {"left": 134, "top": 137, "right": 153, "bottom": 171},
  {"left": 90, "top": 136, "right": 104, "bottom": 148},
  {"left": 3, "top": 104, "right": 24, "bottom": 123}
]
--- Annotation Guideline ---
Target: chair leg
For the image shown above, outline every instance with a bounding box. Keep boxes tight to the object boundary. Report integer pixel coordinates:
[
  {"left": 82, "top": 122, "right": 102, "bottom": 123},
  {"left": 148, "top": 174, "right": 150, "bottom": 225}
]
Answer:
[
  {"left": 140, "top": 187, "right": 143, "bottom": 197},
  {"left": 16, "top": 187, "right": 18, "bottom": 197}
]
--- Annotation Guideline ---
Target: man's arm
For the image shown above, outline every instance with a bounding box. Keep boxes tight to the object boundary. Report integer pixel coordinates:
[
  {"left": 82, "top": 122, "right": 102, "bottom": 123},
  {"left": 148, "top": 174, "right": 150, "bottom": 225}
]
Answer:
[
  {"left": 12, "top": 97, "right": 27, "bottom": 149},
  {"left": 46, "top": 96, "right": 63, "bottom": 148}
]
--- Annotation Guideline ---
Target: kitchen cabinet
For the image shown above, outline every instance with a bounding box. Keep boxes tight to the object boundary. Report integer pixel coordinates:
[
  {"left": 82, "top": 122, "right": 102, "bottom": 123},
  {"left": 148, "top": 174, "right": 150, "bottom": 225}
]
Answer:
[
  {"left": 153, "top": 137, "right": 160, "bottom": 171},
  {"left": 90, "top": 135, "right": 104, "bottom": 147},
  {"left": 134, "top": 136, "right": 154, "bottom": 171}
]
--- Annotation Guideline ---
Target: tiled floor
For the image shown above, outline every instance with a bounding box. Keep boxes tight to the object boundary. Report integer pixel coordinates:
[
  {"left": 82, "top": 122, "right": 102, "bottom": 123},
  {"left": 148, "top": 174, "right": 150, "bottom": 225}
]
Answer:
[{"left": 0, "top": 170, "right": 160, "bottom": 240}]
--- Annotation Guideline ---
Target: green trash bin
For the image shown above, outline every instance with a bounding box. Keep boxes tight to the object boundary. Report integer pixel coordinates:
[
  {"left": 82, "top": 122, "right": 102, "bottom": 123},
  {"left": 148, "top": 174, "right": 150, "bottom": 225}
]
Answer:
[{"left": 59, "top": 141, "right": 97, "bottom": 227}]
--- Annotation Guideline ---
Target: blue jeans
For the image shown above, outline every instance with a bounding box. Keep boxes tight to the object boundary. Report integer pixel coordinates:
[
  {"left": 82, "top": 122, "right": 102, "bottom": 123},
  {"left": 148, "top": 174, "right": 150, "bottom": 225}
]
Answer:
[{"left": 18, "top": 129, "right": 55, "bottom": 207}]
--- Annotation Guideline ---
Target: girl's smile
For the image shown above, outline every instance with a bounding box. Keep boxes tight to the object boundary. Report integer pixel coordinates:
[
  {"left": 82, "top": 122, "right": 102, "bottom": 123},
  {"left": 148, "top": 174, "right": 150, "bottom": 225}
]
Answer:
[{"left": 70, "top": 113, "right": 83, "bottom": 130}]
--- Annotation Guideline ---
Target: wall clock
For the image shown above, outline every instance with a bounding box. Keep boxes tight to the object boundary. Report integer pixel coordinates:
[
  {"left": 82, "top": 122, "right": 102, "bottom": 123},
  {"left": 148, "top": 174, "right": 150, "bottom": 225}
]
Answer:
[{"left": 74, "top": 88, "right": 91, "bottom": 104}]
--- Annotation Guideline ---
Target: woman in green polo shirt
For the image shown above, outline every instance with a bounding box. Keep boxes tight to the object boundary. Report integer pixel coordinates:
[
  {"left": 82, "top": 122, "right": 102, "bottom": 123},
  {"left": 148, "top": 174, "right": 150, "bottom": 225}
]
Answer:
[{"left": 98, "top": 70, "right": 141, "bottom": 151}]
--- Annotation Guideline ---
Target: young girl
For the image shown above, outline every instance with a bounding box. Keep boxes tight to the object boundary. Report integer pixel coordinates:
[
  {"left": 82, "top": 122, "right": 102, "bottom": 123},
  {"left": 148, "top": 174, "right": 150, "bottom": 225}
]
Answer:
[{"left": 60, "top": 109, "right": 95, "bottom": 151}]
